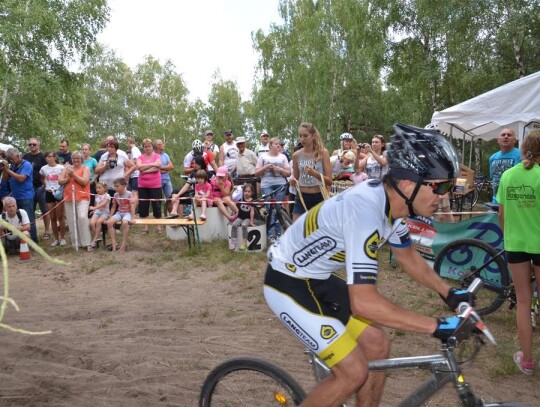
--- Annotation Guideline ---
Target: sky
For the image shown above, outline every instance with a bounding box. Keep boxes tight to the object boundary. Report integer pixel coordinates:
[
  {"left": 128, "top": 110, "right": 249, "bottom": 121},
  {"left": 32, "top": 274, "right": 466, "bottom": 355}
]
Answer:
[{"left": 97, "top": 0, "right": 282, "bottom": 102}]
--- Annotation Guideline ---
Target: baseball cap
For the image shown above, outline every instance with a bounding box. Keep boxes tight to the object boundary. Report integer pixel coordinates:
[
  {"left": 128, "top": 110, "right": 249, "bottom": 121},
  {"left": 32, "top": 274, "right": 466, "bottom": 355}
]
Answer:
[
  {"left": 224, "top": 130, "right": 233, "bottom": 136},
  {"left": 236, "top": 137, "right": 246, "bottom": 143},
  {"left": 204, "top": 130, "right": 214, "bottom": 136},
  {"left": 260, "top": 131, "right": 269, "bottom": 137},
  {"left": 216, "top": 166, "right": 228, "bottom": 177}
]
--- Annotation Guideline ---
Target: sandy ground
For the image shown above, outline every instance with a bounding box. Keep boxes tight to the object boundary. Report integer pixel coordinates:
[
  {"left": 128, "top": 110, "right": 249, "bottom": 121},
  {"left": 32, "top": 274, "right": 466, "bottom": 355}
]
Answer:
[{"left": 0, "top": 230, "right": 538, "bottom": 406}]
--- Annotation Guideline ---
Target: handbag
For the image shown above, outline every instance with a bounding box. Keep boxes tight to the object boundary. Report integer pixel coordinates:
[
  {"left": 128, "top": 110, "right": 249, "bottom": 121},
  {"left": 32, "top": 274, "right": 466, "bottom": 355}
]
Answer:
[{"left": 53, "top": 184, "right": 65, "bottom": 201}]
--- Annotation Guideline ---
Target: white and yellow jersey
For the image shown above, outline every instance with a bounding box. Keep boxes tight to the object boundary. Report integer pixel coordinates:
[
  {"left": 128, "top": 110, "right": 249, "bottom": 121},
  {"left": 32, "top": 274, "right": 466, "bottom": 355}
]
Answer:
[{"left": 268, "top": 180, "right": 411, "bottom": 284}]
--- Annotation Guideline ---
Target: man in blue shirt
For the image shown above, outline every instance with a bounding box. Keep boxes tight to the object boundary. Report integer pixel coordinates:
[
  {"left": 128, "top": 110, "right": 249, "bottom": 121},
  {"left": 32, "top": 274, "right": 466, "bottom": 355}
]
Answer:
[
  {"left": 489, "top": 128, "right": 521, "bottom": 203},
  {"left": 3, "top": 148, "right": 38, "bottom": 243}
]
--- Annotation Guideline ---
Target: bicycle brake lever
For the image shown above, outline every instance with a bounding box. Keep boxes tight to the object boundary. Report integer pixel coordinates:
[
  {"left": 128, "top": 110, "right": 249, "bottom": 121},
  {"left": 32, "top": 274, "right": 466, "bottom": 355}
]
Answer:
[{"left": 458, "top": 302, "right": 497, "bottom": 345}]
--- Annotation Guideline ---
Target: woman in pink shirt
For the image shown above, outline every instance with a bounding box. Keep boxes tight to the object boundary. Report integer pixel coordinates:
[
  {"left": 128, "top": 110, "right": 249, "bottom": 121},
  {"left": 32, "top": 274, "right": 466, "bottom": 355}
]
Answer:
[{"left": 136, "top": 138, "right": 163, "bottom": 233}]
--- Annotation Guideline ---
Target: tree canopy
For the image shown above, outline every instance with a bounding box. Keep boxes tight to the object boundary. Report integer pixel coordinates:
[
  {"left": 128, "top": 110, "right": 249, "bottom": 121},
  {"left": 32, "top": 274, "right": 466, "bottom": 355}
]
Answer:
[{"left": 1, "top": 0, "right": 539, "bottom": 173}]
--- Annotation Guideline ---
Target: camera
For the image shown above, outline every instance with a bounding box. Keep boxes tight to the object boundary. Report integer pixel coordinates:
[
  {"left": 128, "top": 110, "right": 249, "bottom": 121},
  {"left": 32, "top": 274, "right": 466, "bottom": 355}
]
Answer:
[{"left": 109, "top": 158, "right": 117, "bottom": 169}]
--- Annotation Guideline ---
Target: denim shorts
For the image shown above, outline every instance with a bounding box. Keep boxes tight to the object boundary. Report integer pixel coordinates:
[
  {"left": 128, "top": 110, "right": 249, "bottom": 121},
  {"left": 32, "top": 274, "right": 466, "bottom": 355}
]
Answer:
[{"left": 292, "top": 191, "right": 325, "bottom": 215}]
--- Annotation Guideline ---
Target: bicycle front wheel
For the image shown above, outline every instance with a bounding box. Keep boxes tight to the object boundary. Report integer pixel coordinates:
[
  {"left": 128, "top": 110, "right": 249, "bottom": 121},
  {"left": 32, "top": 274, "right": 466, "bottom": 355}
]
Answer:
[
  {"left": 199, "top": 357, "right": 306, "bottom": 407},
  {"left": 434, "top": 238, "right": 509, "bottom": 315}
]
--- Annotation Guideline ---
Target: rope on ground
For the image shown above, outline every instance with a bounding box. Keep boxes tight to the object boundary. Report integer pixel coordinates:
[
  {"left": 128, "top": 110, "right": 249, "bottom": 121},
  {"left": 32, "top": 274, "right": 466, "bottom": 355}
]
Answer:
[{"left": 0, "top": 220, "right": 68, "bottom": 335}]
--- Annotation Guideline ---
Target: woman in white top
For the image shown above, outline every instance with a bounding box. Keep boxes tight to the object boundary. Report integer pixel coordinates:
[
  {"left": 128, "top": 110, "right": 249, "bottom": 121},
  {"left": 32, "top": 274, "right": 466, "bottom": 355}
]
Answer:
[
  {"left": 40, "top": 151, "right": 66, "bottom": 246},
  {"left": 359, "top": 134, "right": 388, "bottom": 180},
  {"left": 95, "top": 139, "right": 136, "bottom": 197},
  {"left": 255, "top": 138, "right": 291, "bottom": 238}
]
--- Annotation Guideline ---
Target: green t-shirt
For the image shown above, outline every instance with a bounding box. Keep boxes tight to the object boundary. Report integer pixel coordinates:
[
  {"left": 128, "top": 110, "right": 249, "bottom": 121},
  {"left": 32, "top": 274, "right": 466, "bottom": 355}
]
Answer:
[{"left": 497, "top": 162, "right": 540, "bottom": 253}]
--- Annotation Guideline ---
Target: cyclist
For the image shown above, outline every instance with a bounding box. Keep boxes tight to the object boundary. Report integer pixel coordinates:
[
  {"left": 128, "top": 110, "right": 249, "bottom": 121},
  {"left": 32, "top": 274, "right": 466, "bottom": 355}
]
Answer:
[{"left": 264, "top": 123, "right": 475, "bottom": 407}]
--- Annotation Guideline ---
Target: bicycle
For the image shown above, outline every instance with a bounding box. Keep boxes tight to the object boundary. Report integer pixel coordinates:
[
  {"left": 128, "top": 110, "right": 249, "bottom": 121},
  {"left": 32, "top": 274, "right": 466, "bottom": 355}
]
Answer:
[
  {"left": 434, "top": 238, "right": 538, "bottom": 319},
  {"left": 253, "top": 183, "right": 293, "bottom": 239},
  {"left": 199, "top": 278, "right": 534, "bottom": 407}
]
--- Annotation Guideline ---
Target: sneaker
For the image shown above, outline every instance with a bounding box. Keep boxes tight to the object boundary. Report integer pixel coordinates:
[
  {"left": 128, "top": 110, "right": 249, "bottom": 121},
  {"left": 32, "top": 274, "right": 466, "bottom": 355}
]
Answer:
[
  {"left": 50, "top": 240, "right": 60, "bottom": 247},
  {"left": 87, "top": 245, "right": 94, "bottom": 252},
  {"left": 238, "top": 243, "right": 247, "bottom": 251},
  {"left": 513, "top": 351, "right": 534, "bottom": 375},
  {"left": 59, "top": 239, "right": 67, "bottom": 246}
]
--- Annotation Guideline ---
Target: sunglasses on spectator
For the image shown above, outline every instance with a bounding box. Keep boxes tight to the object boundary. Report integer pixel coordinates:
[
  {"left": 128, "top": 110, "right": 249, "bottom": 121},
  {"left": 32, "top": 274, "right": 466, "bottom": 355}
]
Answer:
[
  {"left": 422, "top": 180, "right": 454, "bottom": 195},
  {"left": 28, "top": 143, "right": 37, "bottom": 147},
  {"left": 500, "top": 133, "right": 514, "bottom": 137}
]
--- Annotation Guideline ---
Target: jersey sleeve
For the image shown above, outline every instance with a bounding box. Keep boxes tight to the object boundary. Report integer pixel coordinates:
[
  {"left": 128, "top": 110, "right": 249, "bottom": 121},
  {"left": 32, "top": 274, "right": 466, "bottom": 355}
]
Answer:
[
  {"left": 183, "top": 152, "right": 193, "bottom": 168},
  {"left": 387, "top": 219, "right": 411, "bottom": 249}
]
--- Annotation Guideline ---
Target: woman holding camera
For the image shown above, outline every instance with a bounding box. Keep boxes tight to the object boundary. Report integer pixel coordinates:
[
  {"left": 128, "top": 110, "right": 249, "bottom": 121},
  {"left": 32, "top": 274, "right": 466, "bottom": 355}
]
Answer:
[
  {"left": 358, "top": 134, "right": 388, "bottom": 180},
  {"left": 95, "top": 139, "right": 136, "bottom": 198}
]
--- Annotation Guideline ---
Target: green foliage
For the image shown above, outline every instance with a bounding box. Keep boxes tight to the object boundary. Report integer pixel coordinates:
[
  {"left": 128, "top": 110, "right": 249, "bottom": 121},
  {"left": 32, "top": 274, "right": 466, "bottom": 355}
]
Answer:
[
  {"left": 2, "top": 0, "right": 540, "bottom": 175},
  {"left": 0, "top": 0, "right": 110, "bottom": 145},
  {"left": 205, "top": 74, "right": 245, "bottom": 143}
]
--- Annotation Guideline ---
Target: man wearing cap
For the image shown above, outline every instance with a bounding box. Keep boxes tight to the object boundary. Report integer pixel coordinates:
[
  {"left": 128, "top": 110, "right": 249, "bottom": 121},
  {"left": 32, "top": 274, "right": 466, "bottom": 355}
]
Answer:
[
  {"left": 203, "top": 130, "right": 219, "bottom": 159},
  {"left": 235, "top": 137, "right": 258, "bottom": 191},
  {"left": 219, "top": 130, "right": 239, "bottom": 176},
  {"left": 255, "top": 131, "right": 271, "bottom": 157}
]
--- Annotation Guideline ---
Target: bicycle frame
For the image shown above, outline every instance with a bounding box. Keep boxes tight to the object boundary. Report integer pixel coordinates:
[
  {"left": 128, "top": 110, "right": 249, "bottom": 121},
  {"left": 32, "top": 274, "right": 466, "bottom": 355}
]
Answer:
[
  {"left": 304, "top": 279, "right": 497, "bottom": 407},
  {"left": 307, "top": 345, "right": 485, "bottom": 407}
]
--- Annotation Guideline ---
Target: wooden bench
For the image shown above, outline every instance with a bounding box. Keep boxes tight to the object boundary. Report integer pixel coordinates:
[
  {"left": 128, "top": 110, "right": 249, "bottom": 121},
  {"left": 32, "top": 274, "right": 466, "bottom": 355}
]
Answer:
[{"left": 102, "top": 217, "right": 206, "bottom": 250}]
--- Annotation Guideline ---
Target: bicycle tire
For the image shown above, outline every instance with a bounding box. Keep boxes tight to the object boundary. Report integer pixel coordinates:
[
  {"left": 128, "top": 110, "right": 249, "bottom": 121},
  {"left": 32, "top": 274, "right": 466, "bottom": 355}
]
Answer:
[
  {"left": 276, "top": 207, "right": 293, "bottom": 231},
  {"left": 434, "top": 238, "right": 510, "bottom": 316},
  {"left": 199, "top": 357, "right": 306, "bottom": 407},
  {"left": 483, "top": 403, "right": 536, "bottom": 406}
]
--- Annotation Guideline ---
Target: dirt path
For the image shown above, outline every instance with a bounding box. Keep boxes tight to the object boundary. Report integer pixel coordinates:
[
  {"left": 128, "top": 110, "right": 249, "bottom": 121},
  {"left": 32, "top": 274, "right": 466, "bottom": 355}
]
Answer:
[{"left": 0, "top": 236, "right": 538, "bottom": 406}]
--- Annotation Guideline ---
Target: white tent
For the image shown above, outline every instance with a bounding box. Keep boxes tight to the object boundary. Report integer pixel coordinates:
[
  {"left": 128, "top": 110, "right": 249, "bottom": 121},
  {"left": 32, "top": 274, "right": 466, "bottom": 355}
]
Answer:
[
  {"left": 0, "top": 142, "right": 13, "bottom": 152},
  {"left": 431, "top": 70, "right": 540, "bottom": 142}
]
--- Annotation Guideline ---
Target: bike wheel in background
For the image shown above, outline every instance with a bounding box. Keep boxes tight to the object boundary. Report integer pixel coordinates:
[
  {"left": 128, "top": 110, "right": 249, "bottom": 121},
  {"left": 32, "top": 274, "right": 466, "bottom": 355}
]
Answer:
[
  {"left": 434, "top": 238, "right": 510, "bottom": 316},
  {"left": 276, "top": 207, "right": 293, "bottom": 231},
  {"left": 199, "top": 357, "right": 306, "bottom": 407}
]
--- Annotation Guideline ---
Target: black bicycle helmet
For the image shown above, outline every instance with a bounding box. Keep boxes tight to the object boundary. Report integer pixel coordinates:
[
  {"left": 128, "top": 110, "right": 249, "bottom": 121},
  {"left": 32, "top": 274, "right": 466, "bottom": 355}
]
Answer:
[
  {"left": 387, "top": 123, "right": 459, "bottom": 181},
  {"left": 386, "top": 123, "right": 459, "bottom": 217},
  {"left": 192, "top": 139, "right": 204, "bottom": 155}
]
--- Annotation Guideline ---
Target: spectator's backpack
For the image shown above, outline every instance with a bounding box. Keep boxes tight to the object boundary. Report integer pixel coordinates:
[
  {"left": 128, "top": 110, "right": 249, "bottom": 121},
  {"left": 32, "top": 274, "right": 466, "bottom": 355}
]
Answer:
[{"left": 2, "top": 209, "right": 23, "bottom": 224}]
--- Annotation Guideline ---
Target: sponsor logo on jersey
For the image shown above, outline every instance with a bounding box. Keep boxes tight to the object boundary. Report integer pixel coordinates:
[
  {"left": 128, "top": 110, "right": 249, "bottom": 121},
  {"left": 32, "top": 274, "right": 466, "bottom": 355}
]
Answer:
[
  {"left": 364, "top": 230, "right": 380, "bottom": 260},
  {"left": 293, "top": 237, "right": 337, "bottom": 267},
  {"left": 353, "top": 272, "right": 377, "bottom": 285},
  {"left": 320, "top": 325, "right": 337, "bottom": 340},
  {"left": 286, "top": 263, "right": 297, "bottom": 273},
  {"left": 280, "top": 313, "right": 318, "bottom": 350}
]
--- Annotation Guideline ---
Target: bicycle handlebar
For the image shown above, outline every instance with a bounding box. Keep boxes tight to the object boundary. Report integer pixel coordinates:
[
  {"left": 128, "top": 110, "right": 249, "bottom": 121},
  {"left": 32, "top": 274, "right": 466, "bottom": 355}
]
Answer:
[{"left": 447, "top": 278, "right": 496, "bottom": 347}]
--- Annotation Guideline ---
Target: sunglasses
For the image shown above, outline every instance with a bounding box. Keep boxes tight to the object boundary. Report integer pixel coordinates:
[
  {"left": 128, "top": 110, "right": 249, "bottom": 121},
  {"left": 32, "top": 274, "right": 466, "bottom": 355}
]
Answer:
[
  {"left": 28, "top": 143, "right": 37, "bottom": 147},
  {"left": 500, "top": 133, "right": 514, "bottom": 137},
  {"left": 422, "top": 180, "right": 454, "bottom": 195}
]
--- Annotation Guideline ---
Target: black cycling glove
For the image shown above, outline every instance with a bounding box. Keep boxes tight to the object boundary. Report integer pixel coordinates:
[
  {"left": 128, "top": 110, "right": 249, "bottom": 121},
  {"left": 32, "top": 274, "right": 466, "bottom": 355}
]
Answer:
[
  {"left": 432, "top": 316, "right": 463, "bottom": 342},
  {"left": 442, "top": 288, "right": 476, "bottom": 310}
]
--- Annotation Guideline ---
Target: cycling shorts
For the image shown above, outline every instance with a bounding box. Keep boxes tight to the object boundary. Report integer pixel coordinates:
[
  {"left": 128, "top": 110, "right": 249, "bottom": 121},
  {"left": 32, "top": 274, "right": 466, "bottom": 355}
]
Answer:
[
  {"left": 507, "top": 251, "right": 540, "bottom": 266},
  {"left": 263, "top": 264, "right": 371, "bottom": 368}
]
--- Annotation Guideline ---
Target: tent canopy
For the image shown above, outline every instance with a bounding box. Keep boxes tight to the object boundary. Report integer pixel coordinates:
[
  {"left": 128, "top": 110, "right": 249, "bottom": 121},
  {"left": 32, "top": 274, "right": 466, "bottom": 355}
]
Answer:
[
  {"left": 431, "top": 71, "right": 540, "bottom": 141},
  {"left": 0, "top": 143, "right": 13, "bottom": 152}
]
